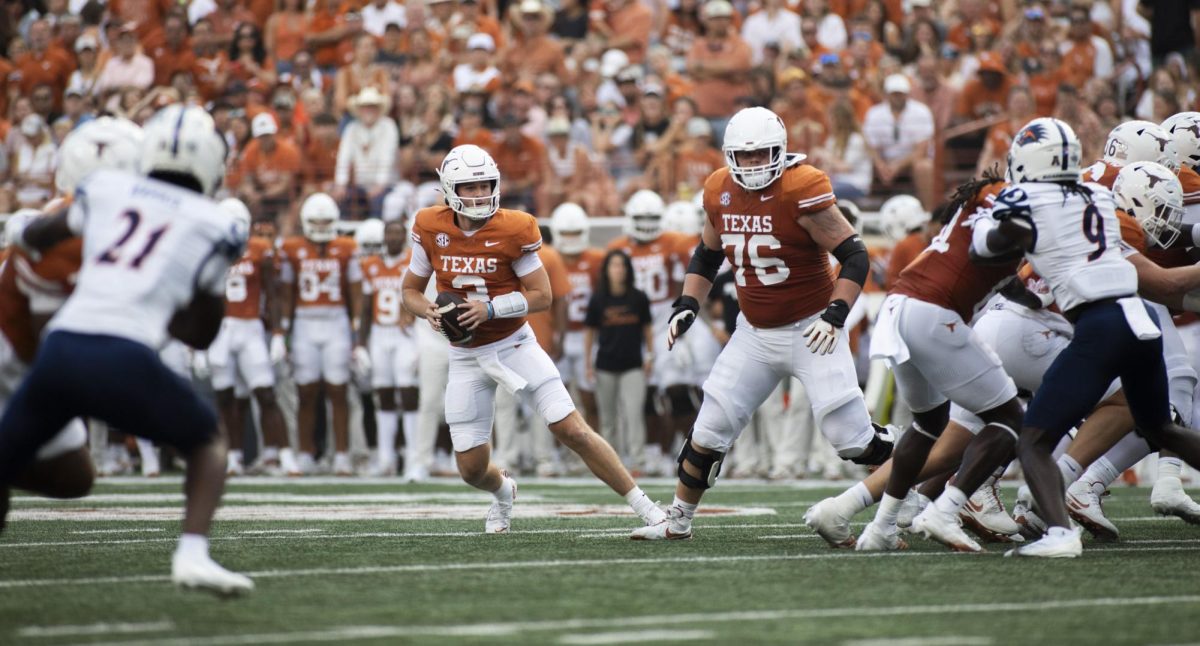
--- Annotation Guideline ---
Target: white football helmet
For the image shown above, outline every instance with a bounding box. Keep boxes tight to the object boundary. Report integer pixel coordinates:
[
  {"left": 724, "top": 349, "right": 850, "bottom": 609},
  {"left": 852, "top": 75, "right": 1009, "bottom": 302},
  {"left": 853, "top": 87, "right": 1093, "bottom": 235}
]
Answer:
[
  {"left": 355, "top": 218, "right": 386, "bottom": 255},
  {"left": 1102, "top": 120, "right": 1180, "bottom": 172},
  {"left": 438, "top": 145, "right": 500, "bottom": 220},
  {"left": 381, "top": 184, "right": 414, "bottom": 223},
  {"left": 1162, "top": 112, "right": 1200, "bottom": 171},
  {"left": 1113, "top": 161, "right": 1185, "bottom": 249},
  {"left": 4, "top": 209, "right": 42, "bottom": 249},
  {"left": 55, "top": 116, "right": 144, "bottom": 195},
  {"left": 218, "top": 197, "right": 252, "bottom": 242},
  {"left": 549, "top": 202, "right": 590, "bottom": 255},
  {"left": 722, "top": 106, "right": 788, "bottom": 191},
  {"left": 663, "top": 200, "right": 703, "bottom": 237},
  {"left": 624, "top": 190, "right": 665, "bottom": 242},
  {"left": 141, "top": 104, "right": 227, "bottom": 195},
  {"left": 879, "top": 195, "right": 927, "bottom": 241},
  {"left": 1007, "top": 117, "right": 1082, "bottom": 183},
  {"left": 300, "top": 192, "right": 340, "bottom": 243}
]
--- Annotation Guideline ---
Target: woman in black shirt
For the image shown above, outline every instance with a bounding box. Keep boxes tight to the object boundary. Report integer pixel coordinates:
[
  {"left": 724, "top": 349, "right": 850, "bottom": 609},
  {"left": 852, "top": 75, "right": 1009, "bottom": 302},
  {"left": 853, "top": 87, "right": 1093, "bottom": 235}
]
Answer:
[{"left": 585, "top": 250, "right": 653, "bottom": 471}]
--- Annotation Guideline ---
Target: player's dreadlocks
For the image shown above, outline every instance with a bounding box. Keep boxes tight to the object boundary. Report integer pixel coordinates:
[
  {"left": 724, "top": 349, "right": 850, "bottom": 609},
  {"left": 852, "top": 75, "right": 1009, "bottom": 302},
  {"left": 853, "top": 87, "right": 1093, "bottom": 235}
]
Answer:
[{"left": 947, "top": 164, "right": 1006, "bottom": 217}]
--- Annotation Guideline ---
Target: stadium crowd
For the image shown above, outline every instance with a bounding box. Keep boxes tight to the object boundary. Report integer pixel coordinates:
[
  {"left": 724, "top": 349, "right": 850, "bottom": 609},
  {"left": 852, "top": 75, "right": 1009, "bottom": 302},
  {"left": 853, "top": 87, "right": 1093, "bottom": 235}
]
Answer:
[{"left": 1, "top": 0, "right": 1199, "bottom": 482}]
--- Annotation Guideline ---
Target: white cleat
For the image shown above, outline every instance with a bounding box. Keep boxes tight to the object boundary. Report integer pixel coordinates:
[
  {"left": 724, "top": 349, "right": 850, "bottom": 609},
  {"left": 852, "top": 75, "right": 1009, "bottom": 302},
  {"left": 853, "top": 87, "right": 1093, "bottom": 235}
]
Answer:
[
  {"left": 278, "top": 448, "right": 301, "bottom": 477},
  {"left": 485, "top": 476, "right": 517, "bottom": 534},
  {"left": 897, "top": 490, "right": 930, "bottom": 531},
  {"left": 225, "top": 453, "right": 244, "bottom": 477},
  {"left": 961, "top": 481, "right": 1023, "bottom": 543},
  {"left": 141, "top": 448, "right": 161, "bottom": 478},
  {"left": 1150, "top": 478, "right": 1200, "bottom": 524},
  {"left": 171, "top": 553, "right": 254, "bottom": 596},
  {"left": 803, "top": 498, "right": 856, "bottom": 548},
  {"left": 855, "top": 520, "right": 908, "bottom": 551},
  {"left": 1012, "top": 487, "right": 1047, "bottom": 540},
  {"left": 1066, "top": 479, "right": 1119, "bottom": 541},
  {"left": 332, "top": 452, "right": 353, "bottom": 476},
  {"left": 367, "top": 459, "right": 397, "bottom": 477},
  {"left": 911, "top": 505, "right": 983, "bottom": 553},
  {"left": 1004, "top": 526, "right": 1082, "bottom": 558},
  {"left": 630, "top": 506, "right": 692, "bottom": 540},
  {"left": 291, "top": 452, "right": 316, "bottom": 477},
  {"left": 400, "top": 465, "right": 430, "bottom": 484}
]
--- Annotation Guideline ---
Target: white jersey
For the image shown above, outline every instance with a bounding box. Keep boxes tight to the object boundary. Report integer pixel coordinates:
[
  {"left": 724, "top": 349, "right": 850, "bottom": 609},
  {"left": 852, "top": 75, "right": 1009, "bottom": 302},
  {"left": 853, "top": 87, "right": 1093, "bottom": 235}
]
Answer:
[
  {"left": 50, "top": 170, "right": 244, "bottom": 348},
  {"left": 990, "top": 181, "right": 1137, "bottom": 312}
]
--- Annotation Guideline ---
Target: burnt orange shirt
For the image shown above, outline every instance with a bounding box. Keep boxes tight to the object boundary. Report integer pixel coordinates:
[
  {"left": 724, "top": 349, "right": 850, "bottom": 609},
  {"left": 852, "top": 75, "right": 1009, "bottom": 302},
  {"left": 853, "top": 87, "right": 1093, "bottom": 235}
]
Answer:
[
  {"left": 224, "top": 236, "right": 274, "bottom": 320},
  {"left": 309, "top": 10, "right": 346, "bottom": 68},
  {"left": 193, "top": 52, "right": 230, "bottom": 102},
  {"left": 562, "top": 248, "right": 606, "bottom": 332},
  {"left": 109, "top": 0, "right": 172, "bottom": 39},
  {"left": 149, "top": 39, "right": 197, "bottom": 88},
  {"left": 1060, "top": 39, "right": 1097, "bottom": 89},
  {"left": 672, "top": 148, "right": 724, "bottom": 197},
  {"left": 605, "top": 0, "right": 653, "bottom": 64},
  {"left": 15, "top": 49, "right": 74, "bottom": 99},
  {"left": 489, "top": 135, "right": 547, "bottom": 188},
  {"left": 885, "top": 232, "right": 927, "bottom": 290},
  {"left": 607, "top": 232, "right": 687, "bottom": 307},
  {"left": 0, "top": 58, "right": 13, "bottom": 121},
  {"left": 239, "top": 138, "right": 302, "bottom": 189},
  {"left": 453, "top": 128, "right": 496, "bottom": 150},
  {"left": 501, "top": 35, "right": 565, "bottom": 78},
  {"left": 0, "top": 238, "right": 83, "bottom": 363},
  {"left": 528, "top": 245, "right": 571, "bottom": 353},
  {"left": 411, "top": 206, "right": 543, "bottom": 347},
  {"left": 279, "top": 236, "right": 359, "bottom": 309},
  {"left": 361, "top": 251, "right": 411, "bottom": 326},
  {"left": 302, "top": 137, "right": 340, "bottom": 187},
  {"left": 957, "top": 76, "right": 1013, "bottom": 119},
  {"left": 687, "top": 35, "right": 753, "bottom": 118}
]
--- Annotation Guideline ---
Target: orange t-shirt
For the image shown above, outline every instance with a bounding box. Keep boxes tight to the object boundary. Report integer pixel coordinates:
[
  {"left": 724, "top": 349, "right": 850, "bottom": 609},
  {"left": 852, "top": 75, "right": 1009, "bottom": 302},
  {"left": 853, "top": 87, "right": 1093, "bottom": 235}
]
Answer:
[
  {"left": 672, "top": 148, "right": 724, "bottom": 197},
  {"left": 109, "top": 0, "right": 172, "bottom": 39},
  {"left": 271, "top": 12, "right": 310, "bottom": 63},
  {"left": 605, "top": 0, "right": 653, "bottom": 64},
  {"left": 1059, "top": 39, "right": 1097, "bottom": 89},
  {"left": 309, "top": 10, "right": 346, "bottom": 68},
  {"left": 501, "top": 35, "right": 565, "bottom": 78},
  {"left": 410, "top": 206, "right": 543, "bottom": 347},
  {"left": 489, "top": 136, "right": 546, "bottom": 187},
  {"left": 279, "top": 236, "right": 359, "bottom": 310},
  {"left": 686, "top": 35, "right": 753, "bottom": 118},
  {"left": 361, "top": 251, "right": 412, "bottom": 327},
  {"left": 453, "top": 128, "right": 496, "bottom": 150},
  {"left": 15, "top": 49, "right": 74, "bottom": 98},
  {"left": 957, "top": 76, "right": 1013, "bottom": 119},
  {"left": 239, "top": 138, "right": 303, "bottom": 189},
  {"left": 528, "top": 245, "right": 571, "bottom": 353},
  {"left": 302, "top": 137, "right": 340, "bottom": 188},
  {"left": 192, "top": 53, "right": 230, "bottom": 102},
  {"left": 224, "top": 236, "right": 274, "bottom": 320},
  {"left": 149, "top": 40, "right": 197, "bottom": 88}
]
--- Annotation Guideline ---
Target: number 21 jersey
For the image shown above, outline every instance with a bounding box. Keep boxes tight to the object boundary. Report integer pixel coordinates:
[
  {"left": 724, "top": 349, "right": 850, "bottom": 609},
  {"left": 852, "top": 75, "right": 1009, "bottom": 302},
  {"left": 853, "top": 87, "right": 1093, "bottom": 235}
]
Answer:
[
  {"left": 51, "top": 170, "right": 244, "bottom": 348},
  {"left": 702, "top": 163, "right": 837, "bottom": 328}
]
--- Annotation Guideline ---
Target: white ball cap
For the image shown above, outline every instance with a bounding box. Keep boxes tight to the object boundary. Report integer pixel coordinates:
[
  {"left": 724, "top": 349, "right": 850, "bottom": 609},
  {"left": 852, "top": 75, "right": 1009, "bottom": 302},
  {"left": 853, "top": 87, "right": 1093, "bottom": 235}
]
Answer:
[
  {"left": 884, "top": 74, "right": 911, "bottom": 94},
  {"left": 466, "top": 32, "right": 495, "bottom": 51},
  {"left": 251, "top": 113, "right": 278, "bottom": 138}
]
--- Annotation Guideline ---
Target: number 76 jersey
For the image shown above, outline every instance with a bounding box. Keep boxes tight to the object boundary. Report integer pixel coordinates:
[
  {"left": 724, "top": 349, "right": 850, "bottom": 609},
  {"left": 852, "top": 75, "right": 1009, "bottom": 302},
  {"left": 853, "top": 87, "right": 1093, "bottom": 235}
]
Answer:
[
  {"left": 50, "top": 170, "right": 245, "bottom": 348},
  {"left": 701, "top": 164, "right": 837, "bottom": 328}
]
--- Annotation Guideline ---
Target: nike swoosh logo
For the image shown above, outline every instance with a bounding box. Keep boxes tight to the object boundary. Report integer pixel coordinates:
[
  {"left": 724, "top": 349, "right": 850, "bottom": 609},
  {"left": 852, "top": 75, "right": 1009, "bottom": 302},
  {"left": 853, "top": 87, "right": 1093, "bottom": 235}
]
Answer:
[
  {"left": 484, "top": 241, "right": 500, "bottom": 247},
  {"left": 760, "top": 194, "right": 775, "bottom": 202}
]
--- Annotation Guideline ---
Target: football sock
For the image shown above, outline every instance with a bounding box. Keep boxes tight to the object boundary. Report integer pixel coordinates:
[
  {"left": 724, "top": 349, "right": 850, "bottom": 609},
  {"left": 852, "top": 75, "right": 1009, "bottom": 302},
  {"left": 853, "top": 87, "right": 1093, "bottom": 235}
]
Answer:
[
  {"left": 672, "top": 496, "right": 698, "bottom": 520},
  {"left": 1158, "top": 456, "right": 1184, "bottom": 482},
  {"left": 933, "top": 485, "right": 968, "bottom": 516},
  {"left": 876, "top": 493, "right": 904, "bottom": 527},
  {"left": 624, "top": 487, "right": 659, "bottom": 520},
  {"left": 375, "top": 410, "right": 398, "bottom": 465},
  {"left": 260, "top": 446, "right": 279, "bottom": 462},
  {"left": 176, "top": 533, "right": 210, "bottom": 561},
  {"left": 834, "top": 482, "right": 874, "bottom": 516},
  {"left": 1056, "top": 455, "right": 1082, "bottom": 486},
  {"left": 493, "top": 476, "right": 515, "bottom": 502},
  {"left": 402, "top": 411, "right": 419, "bottom": 456}
]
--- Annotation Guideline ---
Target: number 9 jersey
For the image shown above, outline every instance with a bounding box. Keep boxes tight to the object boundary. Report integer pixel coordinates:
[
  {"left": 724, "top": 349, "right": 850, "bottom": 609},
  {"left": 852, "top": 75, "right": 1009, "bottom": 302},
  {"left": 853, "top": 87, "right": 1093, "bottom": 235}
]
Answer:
[{"left": 701, "top": 162, "right": 837, "bottom": 328}]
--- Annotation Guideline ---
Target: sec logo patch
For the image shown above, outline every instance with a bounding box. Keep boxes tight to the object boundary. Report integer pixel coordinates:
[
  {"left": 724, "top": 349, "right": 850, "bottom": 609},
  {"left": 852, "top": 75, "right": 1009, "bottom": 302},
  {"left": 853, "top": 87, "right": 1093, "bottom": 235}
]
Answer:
[{"left": 436, "top": 232, "right": 450, "bottom": 248}]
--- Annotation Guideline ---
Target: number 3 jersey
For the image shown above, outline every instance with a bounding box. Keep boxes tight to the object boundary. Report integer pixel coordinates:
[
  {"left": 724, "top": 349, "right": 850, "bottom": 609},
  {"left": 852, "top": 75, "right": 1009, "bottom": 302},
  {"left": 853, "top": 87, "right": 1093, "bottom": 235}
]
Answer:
[
  {"left": 989, "top": 182, "right": 1136, "bottom": 312},
  {"left": 278, "top": 235, "right": 360, "bottom": 316},
  {"left": 223, "top": 236, "right": 273, "bottom": 320},
  {"left": 409, "top": 205, "right": 543, "bottom": 348},
  {"left": 361, "top": 251, "right": 412, "bottom": 327},
  {"left": 51, "top": 170, "right": 245, "bottom": 348},
  {"left": 701, "top": 162, "right": 837, "bottom": 328}
]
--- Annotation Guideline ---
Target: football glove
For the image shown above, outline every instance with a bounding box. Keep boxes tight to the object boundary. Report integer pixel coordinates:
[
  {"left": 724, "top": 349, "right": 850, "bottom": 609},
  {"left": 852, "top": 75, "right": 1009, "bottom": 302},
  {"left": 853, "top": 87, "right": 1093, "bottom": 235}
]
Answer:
[
  {"left": 667, "top": 296, "right": 700, "bottom": 350},
  {"left": 803, "top": 299, "right": 850, "bottom": 355},
  {"left": 269, "top": 333, "right": 287, "bottom": 365}
]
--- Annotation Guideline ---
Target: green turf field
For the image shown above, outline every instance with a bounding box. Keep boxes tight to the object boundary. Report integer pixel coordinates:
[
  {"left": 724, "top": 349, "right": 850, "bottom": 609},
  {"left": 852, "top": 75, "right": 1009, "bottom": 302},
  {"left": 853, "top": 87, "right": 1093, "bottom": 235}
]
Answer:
[{"left": 2, "top": 478, "right": 1198, "bottom": 645}]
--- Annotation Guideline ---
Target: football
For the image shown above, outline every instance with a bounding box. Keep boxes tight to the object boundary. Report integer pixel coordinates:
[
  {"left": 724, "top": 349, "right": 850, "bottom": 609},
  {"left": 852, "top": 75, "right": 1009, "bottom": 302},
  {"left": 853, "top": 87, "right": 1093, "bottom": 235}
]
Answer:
[{"left": 435, "top": 291, "right": 474, "bottom": 345}]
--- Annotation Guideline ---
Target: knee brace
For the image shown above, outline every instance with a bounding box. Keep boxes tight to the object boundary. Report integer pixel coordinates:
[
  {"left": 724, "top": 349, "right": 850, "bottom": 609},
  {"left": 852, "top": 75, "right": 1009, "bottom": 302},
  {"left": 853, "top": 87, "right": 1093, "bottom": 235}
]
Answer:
[
  {"left": 840, "top": 423, "right": 896, "bottom": 466},
  {"left": 677, "top": 436, "right": 725, "bottom": 490}
]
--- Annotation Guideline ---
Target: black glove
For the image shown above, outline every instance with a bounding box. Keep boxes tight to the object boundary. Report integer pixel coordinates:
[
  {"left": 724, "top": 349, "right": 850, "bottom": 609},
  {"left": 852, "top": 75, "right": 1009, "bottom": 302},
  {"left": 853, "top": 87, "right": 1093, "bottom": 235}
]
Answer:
[{"left": 667, "top": 296, "right": 700, "bottom": 350}]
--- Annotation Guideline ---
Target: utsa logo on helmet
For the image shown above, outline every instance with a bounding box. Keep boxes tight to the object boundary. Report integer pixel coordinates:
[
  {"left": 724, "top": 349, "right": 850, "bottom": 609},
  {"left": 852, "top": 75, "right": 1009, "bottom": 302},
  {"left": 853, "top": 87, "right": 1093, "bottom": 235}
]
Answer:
[{"left": 1016, "top": 123, "right": 1046, "bottom": 145}]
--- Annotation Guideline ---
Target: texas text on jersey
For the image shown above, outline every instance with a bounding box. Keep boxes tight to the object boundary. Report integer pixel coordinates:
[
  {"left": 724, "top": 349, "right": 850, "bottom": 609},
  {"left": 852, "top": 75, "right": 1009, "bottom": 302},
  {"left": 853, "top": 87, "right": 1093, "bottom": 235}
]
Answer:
[
  {"left": 410, "top": 205, "right": 542, "bottom": 347},
  {"left": 701, "top": 162, "right": 837, "bottom": 328}
]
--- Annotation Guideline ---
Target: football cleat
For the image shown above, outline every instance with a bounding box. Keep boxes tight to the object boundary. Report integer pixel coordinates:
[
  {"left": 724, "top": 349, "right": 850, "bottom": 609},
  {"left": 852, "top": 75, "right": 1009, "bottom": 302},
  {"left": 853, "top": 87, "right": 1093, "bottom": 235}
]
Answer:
[
  {"left": 1012, "top": 486, "right": 1047, "bottom": 540},
  {"left": 292, "top": 452, "right": 316, "bottom": 477},
  {"left": 630, "top": 505, "right": 692, "bottom": 541},
  {"left": 332, "top": 452, "right": 353, "bottom": 477},
  {"left": 485, "top": 476, "right": 517, "bottom": 534},
  {"left": 225, "top": 451, "right": 244, "bottom": 477},
  {"left": 804, "top": 498, "right": 856, "bottom": 548},
  {"left": 911, "top": 505, "right": 983, "bottom": 553},
  {"left": 171, "top": 553, "right": 254, "bottom": 596},
  {"left": 897, "top": 490, "right": 930, "bottom": 531},
  {"left": 1004, "top": 526, "right": 1082, "bottom": 558},
  {"left": 401, "top": 464, "right": 430, "bottom": 483},
  {"left": 855, "top": 520, "right": 908, "bottom": 551},
  {"left": 960, "top": 480, "right": 1023, "bottom": 543},
  {"left": 1150, "top": 478, "right": 1200, "bottom": 524},
  {"left": 1066, "top": 479, "right": 1119, "bottom": 541},
  {"left": 279, "top": 448, "right": 302, "bottom": 477},
  {"left": 141, "top": 448, "right": 161, "bottom": 478}
]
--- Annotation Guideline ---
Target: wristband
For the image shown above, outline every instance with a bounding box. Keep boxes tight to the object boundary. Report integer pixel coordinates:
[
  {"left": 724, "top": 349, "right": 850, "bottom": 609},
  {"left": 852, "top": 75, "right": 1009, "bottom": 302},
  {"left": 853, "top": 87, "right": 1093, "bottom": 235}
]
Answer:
[
  {"left": 820, "top": 299, "right": 851, "bottom": 328},
  {"left": 491, "top": 292, "right": 530, "bottom": 318},
  {"left": 486, "top": 302, "right": 495, "bottom": 320}
]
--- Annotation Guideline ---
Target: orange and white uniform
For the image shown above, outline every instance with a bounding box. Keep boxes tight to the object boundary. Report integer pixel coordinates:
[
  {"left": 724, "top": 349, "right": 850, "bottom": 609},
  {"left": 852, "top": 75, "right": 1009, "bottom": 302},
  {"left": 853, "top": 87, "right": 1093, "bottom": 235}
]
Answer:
[
  {"left": 408, "top": 206, "right": 576, "bottom": 452},
  {"left": 279, "top": 236, "right": 359, "bottom": 385},
  {"left": 558, "top": 247, "right": 605, "bottom": 389},
  {"left": 361, "top": 250, "right": 416, "bottom": 389},
  {"left": 607, "top": 231, "right": 691, "bottom": 386},
  {"left": 689, "top": 161, "right": 876, "bottom": 459},
  {"left": 1083, "top": 159, "right": 1120, "bottom": 188},
  {"left": 207, "top": 236, "right": 277, "bottom": 395},
  {"left": 0, "top": 234, "right": 87, "bottom": 460}
]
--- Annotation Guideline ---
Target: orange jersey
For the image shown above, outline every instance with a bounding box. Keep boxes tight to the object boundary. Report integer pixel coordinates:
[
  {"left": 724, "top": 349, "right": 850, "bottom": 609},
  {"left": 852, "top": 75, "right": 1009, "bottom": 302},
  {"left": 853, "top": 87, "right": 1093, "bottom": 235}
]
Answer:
[
  {"left": 528, "top": 245, "right": 572, "bottom": 353},
  {"left": 1083, "top": 160, "right": 1120, "bottom": 188},
  {"left": 885, "top": 232, "right": 927, "bottom": 290},
  {"left": 562, "top": 248, "right": 606, "bottom": 332},
  {"left": 224, "top": 236, "right": 274, "bottom": 320},
  {"left": 1180, "top": 166, "right": 1200, "bottom": 206},
  {"left": 607, "top": 232, "right": 687, "bottom": 308},
  {"left": 671, "top": 233, "right": 702, "bottom": 284},
  {"left": 892, "top": 182, "right": 1020, "bottom": 322},
  {"left": 361, "top": 251, "right": 411, "bottom": 327},
  {"left": 1117, "top": 209, "right": 1148, "bottom": 256},
  {"left": 411, "top": 206, "right": 542, "bottom": 347},
  {"left": 702, "top": 163, "right": 837, "bottom": 328},
  {"left": 0, "top": 238, "right": 83, "bottom": 363},
  {"left": 279, "top": 236, "right": 359, "bottom": 310}
]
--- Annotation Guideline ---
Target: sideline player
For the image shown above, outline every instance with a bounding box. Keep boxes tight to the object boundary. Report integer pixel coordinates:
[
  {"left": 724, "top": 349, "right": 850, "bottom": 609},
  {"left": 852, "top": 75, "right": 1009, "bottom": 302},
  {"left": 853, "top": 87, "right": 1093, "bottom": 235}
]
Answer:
[
  {"left": 401, "top": 145, "right": 665, "bottom": 533},
  {"left": 549, "top": 203, "right": 604, "bottom": 432},
  {"left": 278, "top": 194, "right": 361, "bottom": 475},
  {"left": 0, "top": 105, "right": 252, "bottom": 592},
  {"left": 633, "top": 106, "right": 894, "bottom": 540}
]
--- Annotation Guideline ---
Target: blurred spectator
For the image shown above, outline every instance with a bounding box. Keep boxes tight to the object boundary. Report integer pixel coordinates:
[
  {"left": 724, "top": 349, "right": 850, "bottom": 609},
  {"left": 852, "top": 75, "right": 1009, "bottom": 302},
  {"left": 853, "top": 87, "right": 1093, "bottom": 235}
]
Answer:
[
  {"left": 817, "top": 100, "right": 872, "bottom": 200},
  {"left": 264, "top": 0, "right": 309, "bottom": 73},
  {"left": 1054, "top": 83, "right": 1104, "bottom": 163},
  {"left": 686, "top": 0, "right": 752, "bottom": 121},
  {"left": 806, "top": 0, "right": 847, "bottom": 52},
  {"left": 334, "top": 87, "right": 398, "bottom": 219},
  {"left": 947, "top": 0, "right": 1000, "bottom": 53},
  {"left": 15, "top": 20, "right": 74, "bottom": 109},
  {"left": 453, "top": 34, "right": 500, "bottom": 95},
  {"left": 491, "top": 115, "right": 548, "bottom": 211},
  {"left": 11, "top": 114, "right": 55, "bottom": 208},
  {"left": 192, "top": 18, "right": 231, "bottom": 102},
  {"left": 552, "top": 0, "right": 589, "bottom": 42},
  {"left": 592, "top": 0, "right": 653, "bottom": 64},
  {"left": 1139, "top": 0, "right": 1200, "bottom": 64},
  {"left": 448, "top": 0, "right": 502, "bottom": 53},
  {"left": 108, "top": 0, "right": 170, "bottom": 41},
  {"left": 96, "top": 24, "right": 154, "bottom": 95},
  {"left": 909, "top": 54, "right": 957, "bottom": 132},
  {"left": 396, "top": 28, "right": 439, "bottom": 91},
  {"left": 204, "top": 0, "right": 259, "bottom": 49},
  {"left": 61, "top": 87, "right": 93, "bottom": 128},
  {"left": 228, "top": 23, "right": 276, "bottom": 88},
  {"left": 956, "top": 51, "right": 1011, "bottom": 121},
  {"left": 539, "top": 116, "right": 614, "bottom": 216},
  {"left": 148, "top": 13, "right": 197, "bottom": 89},
  {"left": 335, "top": 34, "right": 389, "bottom": 117},
  {"left": 658, "top": 117, "right": 721, "bottom": 201},
  {"left": 361, "top": 0, "right": 407, "bottom": 38},
  {"left": 307, "top": 0, "right": 355, "bottom": 75},
  {"left": 1058, "top": 7, "right": 1113, "bottom": 90},
  {"left": 741, "top": 0, "right": 801, "bottom": 65},
  {"left": 30, "top": 84, "right": 57, "bottom": 124},
  {"left": 453, "top": 106, "right": 495, "bottom": 149},
  {"left": 772, "top": 67, "right": 826, "bottom": 155},
  {"left": 302, "top": 112, "right": 340, "bottom": 196},
  {"left": 976, "top": 85, "right": 1036, "bottom": 176},
  {"left": 238, "top": 112, "right": 301, "bottom": 224},
  {"left": 862, "top": 74, "right": 935, "bottom": 207},
  {"left": 661, "top": 0, "right": 704, "bottom": 58},
  {"left": 503, "top": 0, "right": 566, "bottom": 79}
]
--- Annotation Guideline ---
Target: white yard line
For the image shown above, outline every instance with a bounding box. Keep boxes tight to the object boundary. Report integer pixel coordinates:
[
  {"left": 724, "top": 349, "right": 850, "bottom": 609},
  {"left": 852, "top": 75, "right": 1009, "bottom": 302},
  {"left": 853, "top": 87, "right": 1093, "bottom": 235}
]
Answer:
[
  {"left": 62, "top": 595, "right": 1200, "bottom": 646},
  {"left": 6, "top": 546, "right": 1200, "bottom": 591},
  {"left": 19, "top": 621, "right": 174, "bottom": 638},
  {"left": 842, "top": 637, "right": 993, "bottom": 646},
  {"left": 69, "top": 528, "right": 166, "bottom": 535},
  {"left": 559, "top": 629, "right": 715, "bottom": 644}
]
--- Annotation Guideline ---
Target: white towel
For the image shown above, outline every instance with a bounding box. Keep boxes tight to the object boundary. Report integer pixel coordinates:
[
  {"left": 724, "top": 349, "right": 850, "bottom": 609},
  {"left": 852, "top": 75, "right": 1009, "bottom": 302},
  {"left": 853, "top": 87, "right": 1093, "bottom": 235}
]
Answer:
[
  {"left": 477, "top": 351, "right": 528, "bottom": 394},
  {"left": 869, "top": 294, "right": 911, "bottom": 365},
  {"left": 1118, "top": 297, "right": 1162, "bottom": 341}
]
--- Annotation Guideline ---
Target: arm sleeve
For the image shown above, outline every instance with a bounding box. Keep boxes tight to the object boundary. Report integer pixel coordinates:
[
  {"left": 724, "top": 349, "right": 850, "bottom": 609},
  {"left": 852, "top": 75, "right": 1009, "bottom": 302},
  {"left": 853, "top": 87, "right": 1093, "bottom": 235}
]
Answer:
[
  {"left": 512, "top": 250, "right": 544, "bottom": 277},
  {"left": 408, "top": 241, "right": 433, "bottom": 278}
]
